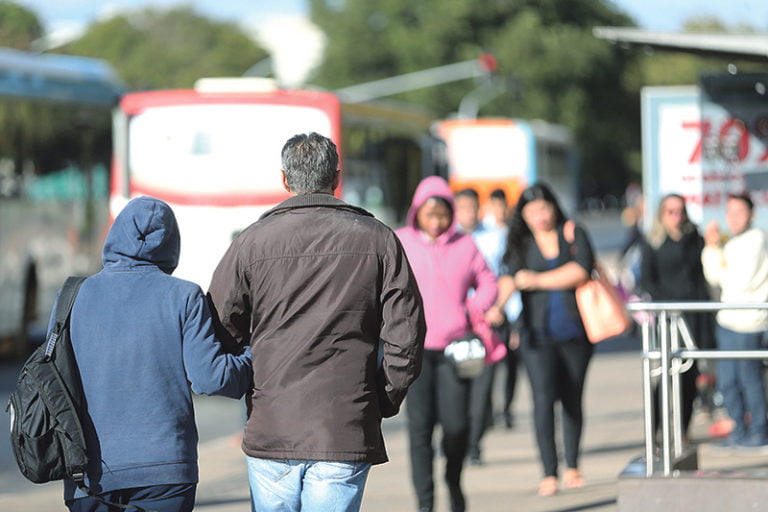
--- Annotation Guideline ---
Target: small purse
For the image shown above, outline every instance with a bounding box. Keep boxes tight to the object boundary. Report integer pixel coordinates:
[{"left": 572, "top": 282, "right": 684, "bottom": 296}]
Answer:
[
  {"left": 444, "top": 332, "right": 486, "bottom": 379},
  {"left": 564, "top": 221, "right": 633, "bottom": 343}
]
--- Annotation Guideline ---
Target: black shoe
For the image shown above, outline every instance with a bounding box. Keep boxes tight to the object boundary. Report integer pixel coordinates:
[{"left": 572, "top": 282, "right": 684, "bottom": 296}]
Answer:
[{"left": 469, "top": 455, "right": 483, "bottom": 466}]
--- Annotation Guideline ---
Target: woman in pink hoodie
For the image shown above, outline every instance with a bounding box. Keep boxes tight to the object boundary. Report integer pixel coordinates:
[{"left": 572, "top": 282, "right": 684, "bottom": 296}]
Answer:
[{"left": 396, "top": 176, "right": 499, "bottom": 512}]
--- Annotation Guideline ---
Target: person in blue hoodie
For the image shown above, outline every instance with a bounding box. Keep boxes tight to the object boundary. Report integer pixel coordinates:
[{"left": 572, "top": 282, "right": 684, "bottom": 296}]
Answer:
[{"left": 59, "top": 196, "right": 252, "bottom": 512}]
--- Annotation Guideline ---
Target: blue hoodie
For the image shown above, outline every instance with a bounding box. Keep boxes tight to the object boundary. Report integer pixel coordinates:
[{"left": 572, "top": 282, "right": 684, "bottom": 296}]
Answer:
[{"left": 57, "top": 197, "right": 252, "bottom": 499}]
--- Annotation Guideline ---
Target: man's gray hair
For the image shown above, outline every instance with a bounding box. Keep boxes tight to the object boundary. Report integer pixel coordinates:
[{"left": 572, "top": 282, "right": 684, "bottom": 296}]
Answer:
[{"left": 281, "top": 132, "right": 339, "bottom": 194}]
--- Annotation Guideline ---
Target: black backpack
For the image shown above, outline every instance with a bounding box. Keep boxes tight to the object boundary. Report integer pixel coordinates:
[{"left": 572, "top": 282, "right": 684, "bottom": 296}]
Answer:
[
  {"left": 8, "top": 276, "right": 88, "bottom": 485},
  {"left": 7, "top": 276, "right": 150, "bottom": 511}
]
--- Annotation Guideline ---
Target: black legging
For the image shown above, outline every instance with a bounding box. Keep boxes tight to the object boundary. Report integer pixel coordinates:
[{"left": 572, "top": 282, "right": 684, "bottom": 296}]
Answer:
[
  {"left": 503, "top": 345, "right": 519, "bottom": 419},
  {"left": 651, "top": 313, "right": 703, "bottom": 437},
  {"left": 652, "top": 362, "right": 699, "bottom": 437},
  {"left": 407, "top": 349, "right": 470, "bottom": 511},
  {"left": 522, "top": 337, "right": 593, "bottom": 478},
  {"left": 468, "top": 360, "right": 496, "bottom": 459}
]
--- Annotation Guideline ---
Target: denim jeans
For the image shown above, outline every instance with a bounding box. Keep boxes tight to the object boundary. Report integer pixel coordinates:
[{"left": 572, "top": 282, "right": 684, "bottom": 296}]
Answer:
[
  {"left": 247, "top": 457, "right": 371, "bottom": 512},
  {"left": 716, "top": 325, "right": 768, "bottom": 440}
]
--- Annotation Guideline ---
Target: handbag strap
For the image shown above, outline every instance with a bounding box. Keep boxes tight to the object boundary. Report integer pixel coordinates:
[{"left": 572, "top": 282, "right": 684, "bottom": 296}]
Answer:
[
  {"left": 563, "top": 220, "right": 576, "bottom": 244},
  {"left": 563, "top": 220, "right": 601, "bottom": 278}
]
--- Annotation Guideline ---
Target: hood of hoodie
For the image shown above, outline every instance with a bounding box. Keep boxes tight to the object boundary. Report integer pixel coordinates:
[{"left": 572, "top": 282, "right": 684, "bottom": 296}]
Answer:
[
  {"left": 102, "top": 196, "right": 180, "bottom": 273},
  {"left": 406, "top": 176, "right": 456, "bottom": 235}
]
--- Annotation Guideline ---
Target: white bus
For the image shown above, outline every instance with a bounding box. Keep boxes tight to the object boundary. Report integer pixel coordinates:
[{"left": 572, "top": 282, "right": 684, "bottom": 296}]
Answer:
[{"left": 111, "top": 78, "right": 438, "bottom": 288}]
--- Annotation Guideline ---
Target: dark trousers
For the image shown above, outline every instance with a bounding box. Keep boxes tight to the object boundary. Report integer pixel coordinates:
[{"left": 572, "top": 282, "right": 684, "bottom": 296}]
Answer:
[
  {"left": 407, "top": 349, "right": 470, "bottom": 511},
  {"left": 502, "top": 345, "right": 519, "bottom": 418},
  {"left": 651, "top": 313, "right": 703, "bottom": 437},
  {"left": 522, "top": 337, "right": 593, "bottom": 478},
  {"left": 67, "top": 484, "right": 196, "bottom": 512},
  {"left": 652, "top": 362, "right": 699, "bottom": 437},
  {"left": 468, "top": 361, "right": 496, "bottom": 459}
]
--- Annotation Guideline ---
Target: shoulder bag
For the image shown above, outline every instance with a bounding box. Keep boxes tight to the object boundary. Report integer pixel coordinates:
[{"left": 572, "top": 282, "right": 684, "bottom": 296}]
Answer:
[{"left": 564, "top": 221, "right": 633, "bottom": 343}]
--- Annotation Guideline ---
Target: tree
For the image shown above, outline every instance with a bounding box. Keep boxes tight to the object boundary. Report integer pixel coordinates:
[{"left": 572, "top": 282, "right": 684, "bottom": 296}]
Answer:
[
  {"left": 309, "top": 0, "right": 639, "bottom": 200},
  {"left": 64, "top": 6, "right": 268, "bottom": 90},
  {"left": 488, "top": 8, "right": 640, "bottom": 197},
  {"left": 0, "top": 0, "right": 42, "bottom": 50}
]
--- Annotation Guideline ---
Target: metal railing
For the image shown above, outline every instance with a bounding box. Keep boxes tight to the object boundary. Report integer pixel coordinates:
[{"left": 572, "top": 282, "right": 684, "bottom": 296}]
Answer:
[{"left": 626, "top": 301, "right": 768, "bottom": 477}]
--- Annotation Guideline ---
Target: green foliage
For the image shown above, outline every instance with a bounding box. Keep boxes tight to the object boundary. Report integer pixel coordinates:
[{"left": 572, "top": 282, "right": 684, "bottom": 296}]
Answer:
[
  {"left": 0, "top": 0, "right": 42, "bottom": 50},
  {"left": 310, "top": 0, "right": 515, "bottom": 112},
  {"left": 488, "top": 9, "right": 640, "bottom": 194},
  {"left": 310, "top": 0, "right": 641, "bottom": 199},
  {"left": 65, "top": 6, "right": 268, "bottom": 90}
]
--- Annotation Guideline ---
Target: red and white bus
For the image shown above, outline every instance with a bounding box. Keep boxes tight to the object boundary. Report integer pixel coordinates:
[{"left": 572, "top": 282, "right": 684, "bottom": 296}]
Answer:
[{"left": 111, "top": 78, "right": 436, "bottom": 288}]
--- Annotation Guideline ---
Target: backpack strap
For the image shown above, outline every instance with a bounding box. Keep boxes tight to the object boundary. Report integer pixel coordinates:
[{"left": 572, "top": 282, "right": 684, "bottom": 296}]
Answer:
[{"left": 44, "top": 276, "right": 86, "bottom": 360}]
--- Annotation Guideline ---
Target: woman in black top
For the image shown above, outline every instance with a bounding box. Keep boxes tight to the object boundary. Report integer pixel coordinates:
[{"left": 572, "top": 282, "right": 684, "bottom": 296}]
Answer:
[
  {"left": 640, "top": 193, "right": 715, "bottom": 438},
  {"left": 487, "top": 183, "right": 595, "bottom": 497}
]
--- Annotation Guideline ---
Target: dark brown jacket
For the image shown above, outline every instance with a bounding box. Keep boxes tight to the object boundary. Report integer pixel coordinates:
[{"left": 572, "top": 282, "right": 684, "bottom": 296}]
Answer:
[{"left": 208, "top": 193, "right": 425, "bottom": 464}]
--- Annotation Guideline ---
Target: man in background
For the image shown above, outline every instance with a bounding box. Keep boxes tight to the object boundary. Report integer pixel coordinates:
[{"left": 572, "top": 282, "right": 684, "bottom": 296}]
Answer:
[{"left": 454, "top": 187, "right": 515, "bottom": 464}]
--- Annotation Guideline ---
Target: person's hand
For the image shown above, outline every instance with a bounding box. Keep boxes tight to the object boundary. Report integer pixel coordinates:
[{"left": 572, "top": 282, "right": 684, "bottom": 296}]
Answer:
[
  {"left": 484, "top": 304, "right": 506, "bottom": 327},
  {"left": 704, "top": 220, "right": 721, "bottom": 247},
  {"left": 514, "top": 270, "right": 538, "bottom": 291}
]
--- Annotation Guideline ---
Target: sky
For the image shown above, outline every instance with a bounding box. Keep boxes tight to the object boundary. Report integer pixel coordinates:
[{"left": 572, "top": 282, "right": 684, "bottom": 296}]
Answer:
[{"left": 14, "top": 0, "right": 768, "bottom": 46}]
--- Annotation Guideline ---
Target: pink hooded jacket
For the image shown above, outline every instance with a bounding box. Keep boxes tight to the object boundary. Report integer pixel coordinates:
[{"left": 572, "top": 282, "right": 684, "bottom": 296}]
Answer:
[{"left": 396, "top": 177, "right": 504, "bottom": 362}]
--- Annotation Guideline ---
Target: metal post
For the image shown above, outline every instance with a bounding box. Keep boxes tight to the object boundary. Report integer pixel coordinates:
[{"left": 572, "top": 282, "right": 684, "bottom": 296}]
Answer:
[
  {"left": 642, "top": 314, "right": 655, "bottom": 476},
  {"left": 659, "top": 310, "right": 672, "bottom": 476},
  {"left": 670, "top": 314, "right": 683, "bottom": 459},
  {"left": 627, "top": 301, "right": 768, "bottom": 478}
]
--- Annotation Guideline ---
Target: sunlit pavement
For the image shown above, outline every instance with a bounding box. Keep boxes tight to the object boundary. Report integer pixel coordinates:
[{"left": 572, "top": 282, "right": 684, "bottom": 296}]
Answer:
[{"left": 6, "top": 343, "right": 764, "bottom": 512}]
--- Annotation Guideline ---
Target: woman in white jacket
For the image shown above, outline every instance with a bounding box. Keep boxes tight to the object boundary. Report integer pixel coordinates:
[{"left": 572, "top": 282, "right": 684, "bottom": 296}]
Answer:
[{"left": 702, "top": 192, "right": 768, "bottom": 449}]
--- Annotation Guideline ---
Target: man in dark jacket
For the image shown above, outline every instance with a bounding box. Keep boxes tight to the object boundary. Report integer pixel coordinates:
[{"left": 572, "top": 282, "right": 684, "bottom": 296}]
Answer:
[
  {"left": 208, "top": 132, "right": 425, "bottom": 512},
  {"left": 63, "top": 197, "right": 253, "bottom": 512}
]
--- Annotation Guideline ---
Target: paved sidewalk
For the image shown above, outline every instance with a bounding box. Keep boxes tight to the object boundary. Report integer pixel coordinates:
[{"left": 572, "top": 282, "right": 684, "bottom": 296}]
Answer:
[{"left": 3, "top": 348, "right": 767, "bottom": 511}]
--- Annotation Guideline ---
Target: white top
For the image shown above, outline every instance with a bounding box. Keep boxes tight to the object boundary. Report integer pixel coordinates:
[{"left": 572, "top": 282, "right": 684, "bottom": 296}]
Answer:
[
  {"left": 471, "top": 223, "right": 522, "bottom": 321},
  {"left": 702, "top": 226, "right": 768, "bottom": 333}
]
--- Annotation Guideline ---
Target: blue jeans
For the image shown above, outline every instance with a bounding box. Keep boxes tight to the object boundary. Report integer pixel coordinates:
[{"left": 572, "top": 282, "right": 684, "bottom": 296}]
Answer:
[
  {"left": 247, "top": 457, "right": 371, "bottom": 512},
  {"left": 716, "top": 325, "right": 768, "bottom": 440}
]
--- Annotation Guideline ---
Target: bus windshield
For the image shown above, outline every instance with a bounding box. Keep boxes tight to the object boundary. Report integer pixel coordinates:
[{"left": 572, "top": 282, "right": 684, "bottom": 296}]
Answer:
[
  {"left": 445, "top": 123, "right": 530, "bottom": 181},
  {"left": 128, "top": 103, "right": 333, "bottom": 197}
]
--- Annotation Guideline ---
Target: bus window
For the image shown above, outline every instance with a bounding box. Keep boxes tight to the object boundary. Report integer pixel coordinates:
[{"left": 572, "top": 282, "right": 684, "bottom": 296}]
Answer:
[{"left": 128, "top": 104, "right": 332, "bottom": 200}]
